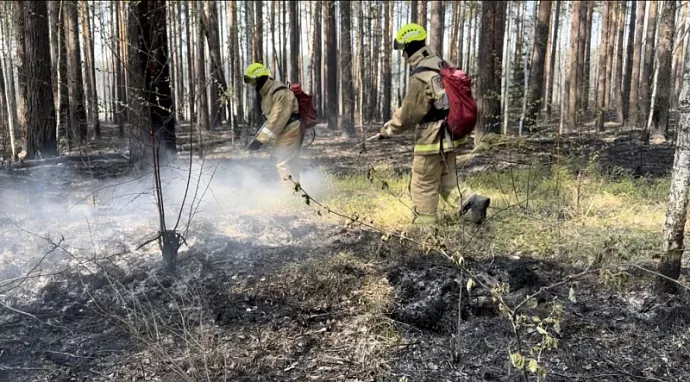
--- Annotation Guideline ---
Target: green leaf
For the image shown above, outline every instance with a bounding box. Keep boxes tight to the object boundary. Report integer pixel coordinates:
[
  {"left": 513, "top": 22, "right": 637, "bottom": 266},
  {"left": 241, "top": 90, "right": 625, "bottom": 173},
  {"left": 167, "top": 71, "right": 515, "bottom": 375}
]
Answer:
[
  {"left": 569, "top": 286, "right": 577, "bottom": 303},
  {"left": 510, "top": 353, "right": 525, "bottom": 369},
  {"left": 528, "top": 359, "right": 539, "bottom": 373}
]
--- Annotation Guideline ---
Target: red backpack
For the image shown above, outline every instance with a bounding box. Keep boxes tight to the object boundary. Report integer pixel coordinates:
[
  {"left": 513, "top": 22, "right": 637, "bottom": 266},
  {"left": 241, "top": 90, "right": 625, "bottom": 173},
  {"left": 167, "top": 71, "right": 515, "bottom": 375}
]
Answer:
[
  {"left": 413, "top": 62, "right": 477, "bottom": 139},
  {"left": 289, "top": 83, "right": 318, "bottom": 129}
]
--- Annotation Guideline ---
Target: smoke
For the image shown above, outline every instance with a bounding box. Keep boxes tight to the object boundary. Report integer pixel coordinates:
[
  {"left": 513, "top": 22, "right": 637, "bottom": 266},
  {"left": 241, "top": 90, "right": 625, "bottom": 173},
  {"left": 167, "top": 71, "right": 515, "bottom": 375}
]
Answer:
[{"left": 0, "top": 155, "right": 332, "bottom": 290}]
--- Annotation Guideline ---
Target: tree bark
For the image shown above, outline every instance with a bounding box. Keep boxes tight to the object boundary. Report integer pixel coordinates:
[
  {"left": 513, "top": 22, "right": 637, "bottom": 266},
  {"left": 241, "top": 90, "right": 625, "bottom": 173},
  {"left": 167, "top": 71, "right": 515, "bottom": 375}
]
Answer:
[
  {"left": 200, "top": 0, "right": 228, "bottom": 127},
  {"left": 545, "top": 0, "right": 560, "bottom": 116},
  {"left": 228, "top": 0, "right": 243, "bottom": 131},
  {"left": 673, "top": 2, "right": 688, "bottom": 111},
  {"left": 622, "top": 0, "right": 637, "bottom": 124},
  {"left": 641, "top": 0, "right": 659, "bottom": 130},
  {"left": 14, "top": 0, "right": 57, "bottom": 158},
  {"left": 629, "top": 1, "right": 646, "bottom": 128},
  {"left": 49, "top": 2, "right": 70, "bottom": 142},
  {"left": 383, "top": 0, "right": 393, "bottom": 122},
  {"left": 596, "top": 1, "right": 611, "bottom": 132},
  {"left": 196, "top": 1, "right": 210, "bottom": 132},
  {"left": 324, "top": 0, "right": 337, "bottom": 130},
  {"left": 48, "top": 1, "right": 59, "bottom": 113},
  {"left": 605, "top": 2, "right": 617, "bottom": 110},
  {"left": 340, "top": 1, "right": 355, "bottom": 137},
  {"left": 658, "top": 38, "right": 690, "bottom": 293},
  {"left": 429, "top": 1, "right": 444, "bottom": 56},
  {"left": 477, "top": 1, "right": 506, "bottom": 138},
  {"left": 418, "top": 1, "right": 427, "bottom": 30},
  {"left": 526, "top": 0, "right": 552, "bottom": 130},
  {"left": 311, "top": 1, "right": 322, "bottom": 116},
  {"left": 81, "top": 0, "right": 100, "bottom": 138},
  {"left": 457, "top": 1, "right": 465, "bottom": 68},
  {"left": 289, "top": 0, "right": 300, "bottom": 83},
  {"left": 615, "top": 2, "right": 626, "bottom": 124},
  {"left": 651, "top": 0, "right": 676, "bottom": 139},
  {"left": 566, "top": 0, "right": 582, "bottom": 129},
  {"left": 253, "top": 1, "right": 264, "bottom": 64},
  {"left": 582, "top": 1, "right": 593, "bottom": 113},
  {"left": 411, "top": 0, "right": 418, "bottom": 23}
]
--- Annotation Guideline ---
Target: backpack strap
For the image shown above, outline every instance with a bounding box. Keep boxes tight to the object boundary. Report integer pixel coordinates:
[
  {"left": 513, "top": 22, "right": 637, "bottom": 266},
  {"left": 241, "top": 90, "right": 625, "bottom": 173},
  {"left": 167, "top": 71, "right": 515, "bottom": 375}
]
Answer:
[
  {"left": 411, "top": 67, "right": 440, "bottom": 76},
  {"left": 271, "top": 85, "right": 288, "bottom": 96}
]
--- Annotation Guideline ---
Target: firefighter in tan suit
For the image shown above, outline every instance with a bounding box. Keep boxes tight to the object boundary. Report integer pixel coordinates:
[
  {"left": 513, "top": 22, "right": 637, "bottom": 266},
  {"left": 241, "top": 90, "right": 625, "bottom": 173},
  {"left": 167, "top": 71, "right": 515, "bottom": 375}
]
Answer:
[
  {"left": 244, "top": 63, "right": 303, "bottom": 183},
  {"left": 379, "top": 23, "right": 490, "bottom": 225}
]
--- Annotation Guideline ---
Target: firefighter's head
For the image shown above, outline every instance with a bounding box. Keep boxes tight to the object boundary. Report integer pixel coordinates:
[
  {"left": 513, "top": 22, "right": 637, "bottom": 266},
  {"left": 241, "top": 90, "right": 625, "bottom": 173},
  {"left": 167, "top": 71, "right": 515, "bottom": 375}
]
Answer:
[
  {"left": 244, "top": 62, "right": 271, "bottom": 90},
  {"left": 393, "top": 23, "right": 427, "bottom": 60}
]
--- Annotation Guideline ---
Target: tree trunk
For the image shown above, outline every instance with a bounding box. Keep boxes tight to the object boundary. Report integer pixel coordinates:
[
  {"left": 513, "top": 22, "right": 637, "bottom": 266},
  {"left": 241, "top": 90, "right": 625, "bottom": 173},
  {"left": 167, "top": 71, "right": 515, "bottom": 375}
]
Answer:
[
  {"left": 64, "top": 1, "right": 88, "bottom": 143},
  {"left": 629, "top": 1, "right": 646, "bottom": 128},
  {"left": 48, "top": 1, "right": 59, "bottom": 113},
  {"left": 14, "top": 0, "right": 57, "bottom": 159},
  {"left": 566, "top": 0, "right": 582, "bottom": 129},
  {"left": 81, "top": 0, "right": 100, "bottom": 138},
  {"left": 228, "top": 0, "right": 243, "bottom": 132},
  {"left": 289, "top": 0, "right": 300, "bottom": 83},
  {"left": 200, "top": 0, "right": 228, "bottom": 127},
  {"left": 673, "top": 2, "right": 688, "bottom": 111},
  {"left": 526, "top": 0, "right": 552, "bottom": 130},
  {"left": 545, "top": 0, "right": 560, "bottom": 116},
  {"left": 429, "top": 1, "right": 444, "bottom": 56},
  {"left": 658, "top": 40, "right": 690, "bottom": 293},
  {"left": 596, "top": 1, "right": 611, "bottom": 132},
  {"left": 622, "top": 0, "right": 637, "bottom": 124},
  {"left": 411, "top": 0, "right": 418, "bottom": 23},
  {"left": 184, "top": 1, "right": 195, "bottom": 121},
  {"left": 114, "top": 1, "right": 125, "bottom": 136},
  {"left": 477, "top": 1, "right": 507, "bottom": 138},
  {"left": 50, "top": 2, "right": 70, "bottom": 142},
  {"left": 0, "top": 48, "right": 16, "bottom": 159},
  {"left": 457, "top": 1, "right": 465, "bottom": 69},
  {"left": 369, "top": 3, "right": 381, "bottom": 122},
  {"left": 614, "top": 2, "right": 626, "bottom": 124},
  {"left": 651, "top": 0, "right": 676, "bottom": 139},
  {"left": 605, "top": 2, "right": 617, "bottom": 110},
  {"left": 253, "top": 1, "right": 264, "bottom": 63},
  {"left": 641, "top": 0, "right": 659, "bottom": 130},
  {"left": 340, "top": 1, "right": 355, "bottom": 137},
  {"left": 383, "top": 0, "right": 392, "bottom": 121},
  {"left": 196, "top": 1, "right": 210, "bottom": 132},
  {"left": 311, "top": 1, "right": 322, "bottom": 116},
  {"left": 582, "top": 1, "right": 593, "bottom": 114},
  {"left": 449, "top": 1, "right": 459, "bottom": 63},
  {"left": 324, "top": 0, "right": 337, "bottom": 130},
  {"left": 418, "top": 1, "right": 427, "bottom": 30}
]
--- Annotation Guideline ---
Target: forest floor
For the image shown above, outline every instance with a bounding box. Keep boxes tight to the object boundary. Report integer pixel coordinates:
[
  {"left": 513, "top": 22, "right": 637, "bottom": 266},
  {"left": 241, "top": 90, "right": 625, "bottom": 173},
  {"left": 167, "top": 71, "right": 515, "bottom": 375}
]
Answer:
[{"left": 1, "top": 122, "right": 690, "bottom": 382}]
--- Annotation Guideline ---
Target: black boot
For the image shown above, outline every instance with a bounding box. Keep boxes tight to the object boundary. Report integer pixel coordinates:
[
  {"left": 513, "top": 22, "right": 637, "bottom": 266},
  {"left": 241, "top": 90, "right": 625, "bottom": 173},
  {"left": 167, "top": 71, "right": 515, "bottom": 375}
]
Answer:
[{"left": 459, "top": 195, "right": 491, "bottom": 225}]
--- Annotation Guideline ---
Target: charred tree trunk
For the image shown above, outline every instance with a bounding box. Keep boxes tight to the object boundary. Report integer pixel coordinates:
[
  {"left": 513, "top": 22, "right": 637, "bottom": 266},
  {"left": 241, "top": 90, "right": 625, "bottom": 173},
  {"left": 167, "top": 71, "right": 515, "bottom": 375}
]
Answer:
[
  {"left": 411, "top": 0, "right": 418, "bottom": 23},
  {"left": 596, "top": 1, "right": 611, "bottom": 132},
  {"left": 658, "top": 40, "right": 690, "bottom": 292},
  {"left": 641, "top": 0, "right": 659, "bottom": 130},
  {"left": 324, "top": 0, "right": 337, "bottom": 130},
  {"left": 622, "top": 0, "right": 637, "bottom": 124},
  {"left": 184, "top": 1, "right": 195, "bottom": 121},
  {"left": 429, "top": 1, "right": 444, "bottom": 56},
  {"left": 605, "top": 2, "right": 617, "bottom": 110},
  {"left": 14, "top": 0, "right": 57, "bottom": 158},
  {"left": 253, "top": 0, "right": 264, "bottom": 63},
  {"left": 81, "top": 0, "right": 100, "bottom": 138},
  {"left": 228, "top": 0, "right": 243, "bottom": 131},
  {"left": 340, "top": 1, "right": 355, "bottom": 137},
  {"left": 50, "top": 2, "right": 70, "bottom": 142},
  {"left": 651, "top": 0, "right": 676, "bottom": 140},
  {"left": 545, "top": 0, "right": 560, "bottom": 116},
  {"left": 629, "top": 1, "right": 646, "bottom": 128},
  {"left": 477, "top": 1, "right": 506, "bottom": 138},
  {"left": 418, "top": 1, "right": 427, "bottom": 31},
  {"left": 289, "top": 0, "right": 300, "bottom": 83},
  {"left": 526, "top": 0, "right": 552, "bottom": 130}
]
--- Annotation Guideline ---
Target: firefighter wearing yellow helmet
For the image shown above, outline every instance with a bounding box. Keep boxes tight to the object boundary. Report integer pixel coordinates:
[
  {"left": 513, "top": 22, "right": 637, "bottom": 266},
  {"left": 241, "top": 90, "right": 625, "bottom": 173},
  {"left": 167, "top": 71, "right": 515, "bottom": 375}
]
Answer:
[
  {"left": 244, "top": 63, "right": 303, "bottom": 183},
  {"left": 379, "top": 23, "right": 490, "bottom": 225}
]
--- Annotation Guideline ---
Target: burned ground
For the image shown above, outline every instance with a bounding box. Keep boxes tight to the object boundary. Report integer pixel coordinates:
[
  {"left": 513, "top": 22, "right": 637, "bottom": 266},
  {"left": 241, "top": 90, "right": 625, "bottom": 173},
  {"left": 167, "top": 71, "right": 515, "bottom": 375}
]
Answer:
[{"left": 1, "top": 124, "right": 689, "bottom": 381}]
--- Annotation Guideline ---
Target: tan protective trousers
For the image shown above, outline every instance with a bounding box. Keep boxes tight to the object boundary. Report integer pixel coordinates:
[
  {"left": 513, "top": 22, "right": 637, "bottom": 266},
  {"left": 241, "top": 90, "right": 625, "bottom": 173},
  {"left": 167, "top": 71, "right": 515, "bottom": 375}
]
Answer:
[
  {"left": 273, "top": 120, "right": 303, "bottom": 184},
  {"left": 410, "top": 151, "right": 472, "bottom": 224}
]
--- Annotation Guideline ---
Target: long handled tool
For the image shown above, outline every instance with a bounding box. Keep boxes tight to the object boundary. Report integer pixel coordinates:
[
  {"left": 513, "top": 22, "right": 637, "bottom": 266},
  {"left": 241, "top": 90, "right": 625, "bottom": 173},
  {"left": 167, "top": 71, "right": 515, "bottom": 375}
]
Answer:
[
  {"left": 246, "top": 122, "right": 267, "bottom": 150},
  {"left": 353, "top": 133, "right": 381, "bottom": 149}
]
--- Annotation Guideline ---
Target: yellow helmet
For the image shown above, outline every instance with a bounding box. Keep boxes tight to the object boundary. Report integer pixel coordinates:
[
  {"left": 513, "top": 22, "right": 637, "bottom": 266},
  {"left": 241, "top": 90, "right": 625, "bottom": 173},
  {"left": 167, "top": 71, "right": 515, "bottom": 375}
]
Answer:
[
  {"left": 243, "top": 62, "right": 271, "bottom": 84},
  {"left": 394, "top": 23, "right": 427, "bottom": 50}
]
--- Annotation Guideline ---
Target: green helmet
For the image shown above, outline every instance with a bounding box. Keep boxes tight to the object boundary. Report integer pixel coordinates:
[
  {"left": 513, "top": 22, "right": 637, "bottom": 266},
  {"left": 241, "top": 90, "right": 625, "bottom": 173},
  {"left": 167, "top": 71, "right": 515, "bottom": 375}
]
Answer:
[
  {"left": 243, "top": 62, "right": 271, "bottom": 84},
  {"left": 394, "top": 23, "right": 427, "bottom": 50}
]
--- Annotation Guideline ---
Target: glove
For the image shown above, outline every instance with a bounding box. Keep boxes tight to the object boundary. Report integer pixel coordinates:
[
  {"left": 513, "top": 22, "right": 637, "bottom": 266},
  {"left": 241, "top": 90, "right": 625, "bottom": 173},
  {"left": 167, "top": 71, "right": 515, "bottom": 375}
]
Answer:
[
  {"left": 247, "top": 139, "right": 263, "bottom": 151},
  {"left": 379, "top": 122, "right": 391, "bottom": 139}
]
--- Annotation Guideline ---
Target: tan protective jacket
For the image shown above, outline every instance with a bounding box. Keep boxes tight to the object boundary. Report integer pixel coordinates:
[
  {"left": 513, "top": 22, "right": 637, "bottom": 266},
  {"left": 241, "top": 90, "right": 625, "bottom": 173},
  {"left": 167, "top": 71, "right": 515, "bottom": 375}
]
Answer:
[
  {"left": 385, "top": 46, "right": 466, "bottom": 155},
  {"left": 255, "top": 78, "right": 301, "bottom": 145}
]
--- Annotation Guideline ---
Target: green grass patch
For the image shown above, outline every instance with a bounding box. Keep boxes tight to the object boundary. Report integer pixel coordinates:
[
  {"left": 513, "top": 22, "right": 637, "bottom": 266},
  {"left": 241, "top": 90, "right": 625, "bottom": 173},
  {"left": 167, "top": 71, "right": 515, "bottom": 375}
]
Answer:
[{"left": 320, "top": 164, "right": 669, "bottom": 265}]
